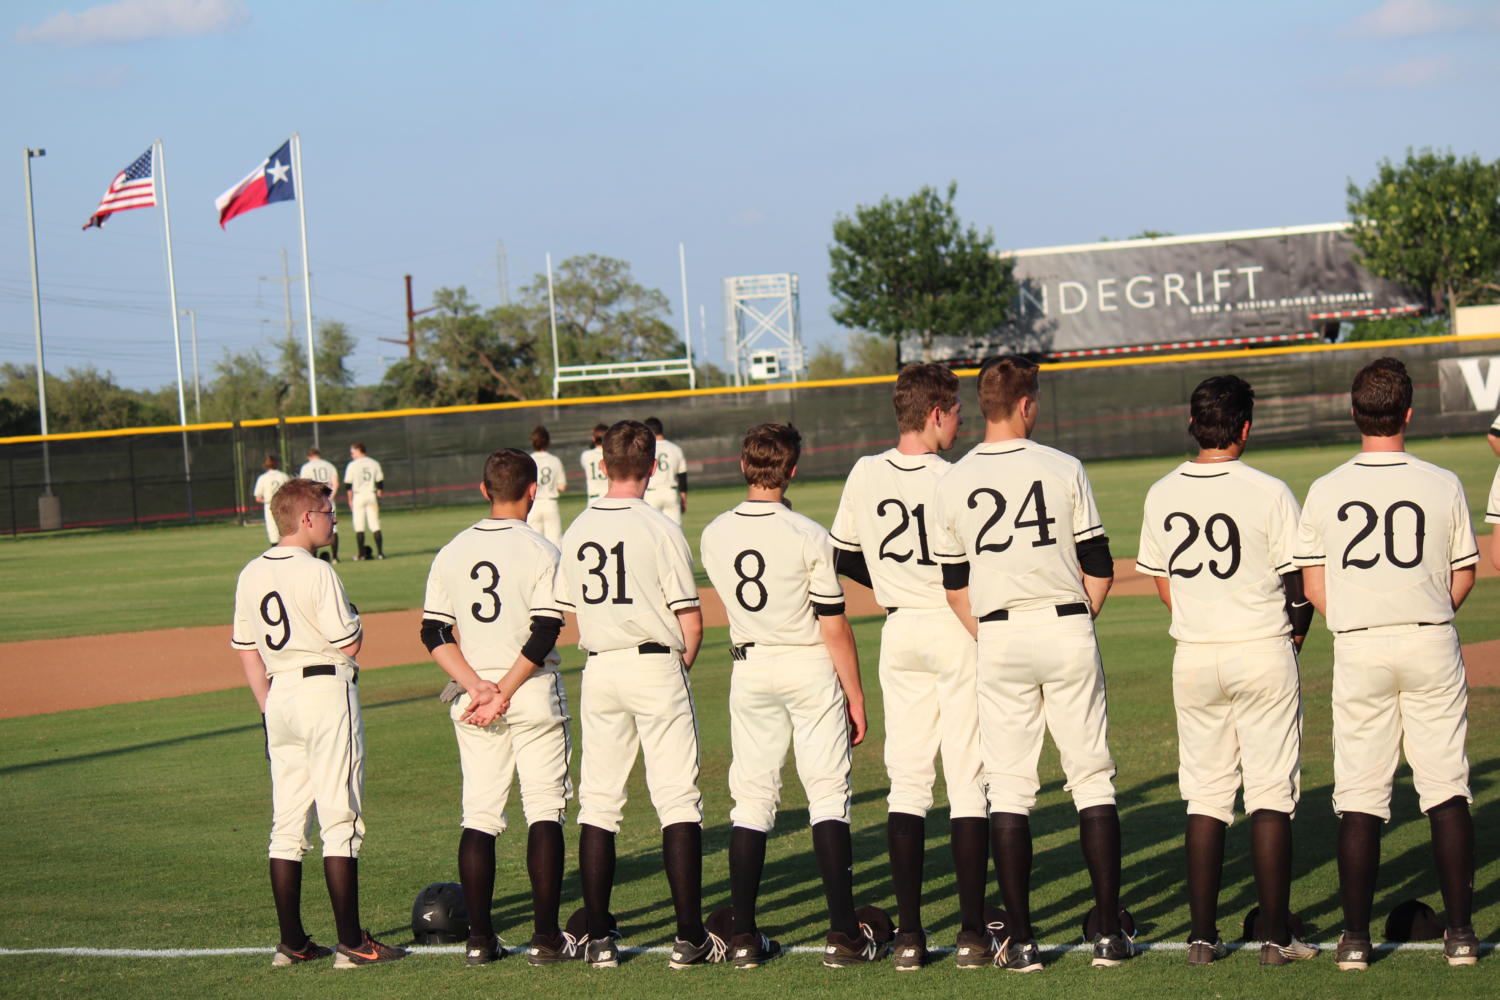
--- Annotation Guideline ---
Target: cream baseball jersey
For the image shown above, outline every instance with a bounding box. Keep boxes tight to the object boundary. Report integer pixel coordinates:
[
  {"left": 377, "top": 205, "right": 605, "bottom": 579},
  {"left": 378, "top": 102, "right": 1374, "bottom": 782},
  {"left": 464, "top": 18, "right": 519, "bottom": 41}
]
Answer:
[
  {"left": 299, "top": 458, "right": 339, "bottom": 492},
  {"left": 554, "top": 499, "right": 700, "bottom": 653},
  {"left": 231, "top": 547, "right": 362, "bottom": 676},
  {"left": 531, "top": 451, "right": 567, "bottom": 502},
  {"left": 701, "top": 500, "right": 845, "bottom": 647},
  {"left": 645, "top": 438, "right": 686, "bottom": 499},
  {"left": 1136, "top": 460, "right": 1301, "bottom": 643},
  {"left": 424, "top": 519, "right": 565, "bottom": 674},
  {"left": 345, "top": 455, "right": 384, "bottom": 496},
  {"left": 931, "top": 438, "right": 1105, "bottom": 616},
  {"left": 1295, "top": 452, "right": 1478, "bottom": 632},
  {"left": 253, "top": 468, "right": 291, "bottom": 501},
  {"left": 580, "top": 446, "right": 607, "bottom": 502},
  {"left": 829, "top": 449, "right": 951, "bottom": 610}
]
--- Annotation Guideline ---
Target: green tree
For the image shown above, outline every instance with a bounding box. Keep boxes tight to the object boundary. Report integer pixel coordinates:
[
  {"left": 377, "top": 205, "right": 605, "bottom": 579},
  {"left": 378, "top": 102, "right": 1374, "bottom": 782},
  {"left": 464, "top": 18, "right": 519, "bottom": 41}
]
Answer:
[
  {"left": 807, "top": 333, "right": 897, "bottom": 380},
  {"left": 829, "top": 182, "right": 1017, "bottom": 361},
  {"left": 0, "top": 363, "right": 167, "bottom": 432},
  {"left": 1346, "top": 148, "right": 1500, "bottom": 319}
]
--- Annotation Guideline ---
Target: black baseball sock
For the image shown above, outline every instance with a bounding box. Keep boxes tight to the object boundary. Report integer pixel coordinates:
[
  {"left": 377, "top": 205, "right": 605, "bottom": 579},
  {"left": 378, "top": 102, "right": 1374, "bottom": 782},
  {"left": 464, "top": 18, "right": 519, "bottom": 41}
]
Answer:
[
  {"left": 990, "top": 812, "right": 1033, "bottom": 940},
  {"left": 887, "top": 812, "right": 925, "bottom": 932},
  {"left": 951, "top": 817, "right": 988, "bottom": 933},
  {"left": 355, "top": 531, "right": 366, "bottom": 557},
  {"left": 528, "top": 820, "right": 564, "bottom": 937},
  {"left": 1250, "top": 810, "right": 1292, "bottom": 945},
  {"left": 662, "top": 822, "right": 705, "bottom": 943},
  {"left": 579, "top": 824, "right": 616, "bottom": 940},
  {"left": 269, "top": 859, "right": 307, "bottom": 948},
  {"left": 812, "top": 819, "right": 858, "bottom": 937},
  {"left": 459, "top": 827, "right": 496, "bottom": 942},
  {"left": 729, "top": 825, "right": 768, "bottom": 936},
  {"left": 1427, "top": 796, "right": 1475, "bottom": 931},
  {"left": 330, "top": 531, "right": 339, "bottom": 560},
  {"left": 374, "top": 530, "right": 384, "bottom": 556},
  {"left": 1337, "top": 811, "right": 1381, "bottom": 937},
  {"left": 323, "top": 856, "right": 362, "bottom": 948},
  {"left": 1185, "top": 814, "right": 1226, "bottom": 942},
  {"left": 1079, "top": 804, "right": 1122, "bottom": 936}
]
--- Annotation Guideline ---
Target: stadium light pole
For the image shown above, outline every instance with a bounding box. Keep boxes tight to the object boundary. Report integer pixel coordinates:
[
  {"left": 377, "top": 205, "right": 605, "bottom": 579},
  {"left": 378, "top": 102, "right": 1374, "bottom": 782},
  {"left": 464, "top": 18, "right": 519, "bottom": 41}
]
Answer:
[{"left": 22, "top": 147, "right": 52, "bottom": 496}]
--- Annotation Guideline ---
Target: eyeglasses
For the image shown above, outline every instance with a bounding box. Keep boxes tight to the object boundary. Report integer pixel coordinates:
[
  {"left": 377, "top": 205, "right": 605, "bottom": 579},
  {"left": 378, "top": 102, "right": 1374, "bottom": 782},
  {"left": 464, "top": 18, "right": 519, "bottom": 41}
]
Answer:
[{"left": 306, "top": 509, "right": 336, "bottom": 521}]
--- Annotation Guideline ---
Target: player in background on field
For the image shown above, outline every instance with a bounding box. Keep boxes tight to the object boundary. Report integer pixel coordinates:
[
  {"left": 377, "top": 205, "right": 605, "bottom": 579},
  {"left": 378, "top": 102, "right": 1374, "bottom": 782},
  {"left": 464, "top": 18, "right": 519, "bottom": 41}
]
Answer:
[
  {"left": 1295, "top": 358, "right": 1480, "bottom": 970},
  {"left": 703, "top": 423, "right": 880, "bottom": 969},
  {"left": 526, "top": 425, "right": 568, "bottom": 545},
  {"left": 1488, "top": 448, "right": 1500, "bottom": 569},
  {"left": 344, "top": 443, "right": 386, "bottom": 560},
  {"left": 231, "top": 478, "right": 406, "bottom": 968},
  {"left": 643, "top": 416, "right": 688, "bottom": 524},
  {"left": 829, "top": 364, "right": 992, "bottom": 970},
  {"left": 581, "top": 423, "right": 609, "bottom": 504},
  {"left": 1136, "top": 376, "right": 1317, "bottom": 967},
  {"left": 1486, "top": 411, "right": 1500, "bottom": 458},
  {"left": 553, "top": 420, "right": 715, "bottom": 969},
  {"left": 932, "top": 355, "right": 1130, "bottom": 972},
  {"left": 421, "top": 449, "right": 573, "bottom": 966},
  {"left": 253, "top": 453, "right": 292, "bottom": 546},
  {"left": 299, "top": 447, "right": 341, "bottom": 562}
]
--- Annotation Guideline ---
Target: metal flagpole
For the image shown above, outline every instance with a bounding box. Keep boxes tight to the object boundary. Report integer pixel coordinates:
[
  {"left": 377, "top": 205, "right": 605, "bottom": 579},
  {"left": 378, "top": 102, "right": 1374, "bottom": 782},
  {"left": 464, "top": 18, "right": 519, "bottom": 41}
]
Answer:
[
  {"left": 547, "top": 253, "right": 560, "bottom": 399},
  {"left": 155, "top": 139, "right": 194, "bottom": 520},
  {"left": 22, "top": 147, "right": 52, "bottom": 497},
  {"left": 678, "top": 242, "right": 695, "bottom": 389},
  {"left": 180, "top": 308, "right": 201, "bottom": 421},
  {"left": 291, "top": 133, "right": 320, "bottom": 446}
]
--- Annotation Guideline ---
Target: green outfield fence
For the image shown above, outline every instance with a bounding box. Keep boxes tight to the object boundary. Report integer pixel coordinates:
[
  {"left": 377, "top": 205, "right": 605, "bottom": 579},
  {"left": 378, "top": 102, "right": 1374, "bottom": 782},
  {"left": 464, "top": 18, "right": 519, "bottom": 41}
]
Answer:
[{"left": 2, "top": 334, "right": 1497, "bottom": 535}]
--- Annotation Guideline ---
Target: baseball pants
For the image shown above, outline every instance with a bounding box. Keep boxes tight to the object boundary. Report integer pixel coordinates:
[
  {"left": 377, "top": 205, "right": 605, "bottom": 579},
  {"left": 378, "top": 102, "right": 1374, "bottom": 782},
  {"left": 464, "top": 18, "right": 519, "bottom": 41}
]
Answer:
[
  {"left": 647, "top": 492, "right": 682, "bottom": 525},
  {"left": 263, "top": 507, "right": 280, "bottom": 545},
  {"left": 1331, "top": 623, "right": 1471, "bottom": 820},
  {"left": 727, "top": 644, "right": 852, "bottom": 832},
  {"left": 1173, "top": 636, "right": 1301, "bottom": 824},
  {"left": 265, "top": 666, "right": 365, "bottom": 860},
  {"left": 577, "top": 648, "right": 702, "bottom": 832},
  {"left": 977, "top": 608, "right": 1116, "bottom": 815},
  {"left": 350, "top": 493, "right": 381, "bottom": 532},
  {"left": 451, "top": 669, "right": 573, "bottom": 835},
  {"left": 526, "top": 499, "right": 562, "bottom": 546},
  {"left": 879, "top": 608, "right": 987, "bottom": 819}
]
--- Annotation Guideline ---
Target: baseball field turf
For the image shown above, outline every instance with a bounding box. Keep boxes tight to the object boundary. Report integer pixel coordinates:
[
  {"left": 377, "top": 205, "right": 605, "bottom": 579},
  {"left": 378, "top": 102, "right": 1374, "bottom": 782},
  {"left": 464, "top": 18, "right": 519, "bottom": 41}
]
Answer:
[{"left": 1, "top": 437, "right": 1497, "bottom": 998}]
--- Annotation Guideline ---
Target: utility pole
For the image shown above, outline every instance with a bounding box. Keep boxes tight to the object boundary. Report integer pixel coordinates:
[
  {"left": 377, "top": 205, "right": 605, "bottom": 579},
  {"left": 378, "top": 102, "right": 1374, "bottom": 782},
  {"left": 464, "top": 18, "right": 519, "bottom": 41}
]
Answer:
[
  {"left": 497, "top": 239, "right": 510, "bottom": 304},
  {"left": 180, "top": 308, "right": 202, "bottom": 421},
  {"left": 383, "top": 274, "right": 436, "bottom": 359},
  {"left": 258, "top": 248, "right": 298, "bottom": 350}
]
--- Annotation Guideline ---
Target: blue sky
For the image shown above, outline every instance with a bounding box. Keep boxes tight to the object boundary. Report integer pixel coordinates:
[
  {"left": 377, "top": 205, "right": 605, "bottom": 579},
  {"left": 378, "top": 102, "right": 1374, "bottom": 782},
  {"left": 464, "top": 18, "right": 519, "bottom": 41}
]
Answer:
[{"left": 2, "top": 0, "right": 1498, "bottom": 397}]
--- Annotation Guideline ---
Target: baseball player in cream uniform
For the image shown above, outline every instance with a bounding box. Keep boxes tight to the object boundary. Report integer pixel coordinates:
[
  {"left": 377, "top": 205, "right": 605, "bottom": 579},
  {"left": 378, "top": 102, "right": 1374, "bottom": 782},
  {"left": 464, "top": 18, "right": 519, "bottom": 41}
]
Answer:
[
  {"left": 931, "top": 355, "right": 1129, "bottom": 971},
  {"left": 553, "top": 420, "right": 714, "bottom": 969},
  {"left": 828, "top": 363, "right": 991, "bottom": 970},
  {"left": 421, "top": 448, "right": 572, "bottom": 965},
  {"left": 702, "top": 422, "right": 875, "bottom": 969},
  {"left": 253, "top": 454, "right": 292, "bottom": 545},
  {"left": 231, "top": 477, "right": 405, "bottom": 968},
  {"left": 581, "top": 423, "right": 609, "bottom": 504},
  {"left": 643, "top": 417, "right": 687, "bottom": 524},
  {"left": 526, "top": 425, "right": 568, "bottom": 546},
  {"left": 1488, "top": 462, "right": 1500, "bottom": 568},
  {"left": 1136, "top": 375, "right": 1316, "bottom": 967},
  {"left": 344, "top": 443, "right": 385, "bottom": 560},
  {"left": 1295, "top": 357, "right": 1479, "bottom": 970},
  {"left": 299, "top": 448, "right": 341, "bottom": 562}
]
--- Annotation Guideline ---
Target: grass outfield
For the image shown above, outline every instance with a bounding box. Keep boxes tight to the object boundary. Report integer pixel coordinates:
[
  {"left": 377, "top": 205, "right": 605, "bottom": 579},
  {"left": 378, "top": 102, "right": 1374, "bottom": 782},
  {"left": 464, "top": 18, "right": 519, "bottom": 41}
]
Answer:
[
  {"left": 1, "top": 435, "right": 1497, "bottom": 643},
  {"left": 2, "top": 606, "right": 1498, "bottom": 998}
]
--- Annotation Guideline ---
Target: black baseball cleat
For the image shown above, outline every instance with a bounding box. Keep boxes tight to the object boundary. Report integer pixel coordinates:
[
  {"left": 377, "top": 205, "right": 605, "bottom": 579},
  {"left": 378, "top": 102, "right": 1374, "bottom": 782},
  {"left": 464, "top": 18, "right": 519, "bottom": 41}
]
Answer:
[
  {"left": 333, "top": 931, "right": 407, "bottom": 969},
  {"left": 1260, "top": 936, "right": 1318, "bottom": 965},
  {"left": 953, "top": 928, "right": 996, "bottom": 969},
  {"left": 729, "top": 932, "right": 782, "bottom": 969},
  {"left": 585, "top": 936, "right": 620, "bottom": 968},
  {"left": 1334, "top": 932, "right": 1371, "bottom": 971},
  {"left": 1186, "top": 937, "right": 1228, "bottom": 966},
  {"left": 996, "top": 936, "right": 1043, "bottom": 972},
  {"left": 668, "top": 930, "right": 728, "bottom": 969},
  {"left": 1091, "top": 930, "right": 1136, "bottom": 967},
  {"left": 892, "top": 929, "right": 928, "bottom": 971},
  {"left": 271, "top": 937, "right": 332, "bottom": 966},
  {"left": 465, "top": 934, "right": 506, "bottom": 966},
  {"left": 1444, "top": 928, "right": 1480, "bottom": 967},
  {"left": 527, "top": 929, "right": 585, "bottom": 965},
  {"left": 823, "top": 927, "right": 885, "bottom": 967}
]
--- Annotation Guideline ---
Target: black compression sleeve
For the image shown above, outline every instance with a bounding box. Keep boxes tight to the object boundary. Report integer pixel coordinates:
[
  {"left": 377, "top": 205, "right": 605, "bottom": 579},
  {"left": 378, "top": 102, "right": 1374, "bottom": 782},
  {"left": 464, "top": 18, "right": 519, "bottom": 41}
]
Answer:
[
  {"left": 834, "top": 547, "right": 874, "bottom": 589},
  {"left": 1077, "top": 535, "right": 1114, "bottom": 578},
  {"left": 942, "top": 562, "right": 970, "bottom": 591},
  {"left": 812, "top": 602, "right": 846, "bottom": 617},
  {"left": 1282, "top": 571, "right": 1314, "bottom": 638},
  {"left": 676, "top": 472, "right": 688, "bottom": 493},
  {"left": 421, "top": 617, "right": 456, "bottom": 652},
  {"left": 520, "top": 615, "right": 564, "bottom": 667},
  {"left": 375, "top": 480, "right": 385, "bottom": 491}
]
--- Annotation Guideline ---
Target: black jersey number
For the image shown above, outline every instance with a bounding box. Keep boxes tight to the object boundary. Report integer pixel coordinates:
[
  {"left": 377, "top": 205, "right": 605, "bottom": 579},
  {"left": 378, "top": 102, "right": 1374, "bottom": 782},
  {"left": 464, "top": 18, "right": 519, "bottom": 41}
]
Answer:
[
  {"left": 1338, "top": 500, "right": 1425, "bottom": 570},
  {"left": 968, "top": 480, "right": 1057, "bottom": 553},
  {"left": 470, "top": 561, "right": 502, "bottom": 622},
  {"left": 260, "top": 591, "right": 291, "bottom": 650},
  {"left": 1163, "top": 512, "right": 1241, "bottom": 580},
  {"left": 875, "top": 499, "right": 935, "bottom": 565},
  {"left": 733, "top": 549, "right": 769, "bottom": 612},
  {"left": 578, "top": 541, "right": 633, "bottom": 605}
]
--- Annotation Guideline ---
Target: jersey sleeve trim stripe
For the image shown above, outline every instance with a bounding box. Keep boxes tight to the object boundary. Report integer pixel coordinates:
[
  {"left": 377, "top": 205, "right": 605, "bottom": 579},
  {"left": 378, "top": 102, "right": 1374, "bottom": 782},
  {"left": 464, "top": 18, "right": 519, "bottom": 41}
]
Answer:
[
  {"left": 667, "top": 596, "right": 701, "bottom": 607},
  {"left": 532, "top": 606, "right": 567, "bottom": 616},
  {"left": 1452, "top": 553, "right": 1480, "bottom": 565},
  {"left": 327, "top": 627, "right": 362, "bottom": 646},
  {"left": 555, "top": 598, "right": 577, "bottom": 608},
  {"left": 809, "top": 590, "right": 843, "bottom": 600},
  {"left": 829, "top": 532, "right": 858, "bottom": 546},
  {"left": 422, "top": 609, "right": 458, "bottom": 622},
  {"left": 1073, "top": 524, "right": 1104, "bottom": 537},
  {"left": 1136, "top": 561, "right": 1165, "bottom": 573},
  {"left": 231, "top": 638, "right": 258, "bottom": 648},
  {"left": 1274, "top": 561, "right": 1293, "bottom": 572}
]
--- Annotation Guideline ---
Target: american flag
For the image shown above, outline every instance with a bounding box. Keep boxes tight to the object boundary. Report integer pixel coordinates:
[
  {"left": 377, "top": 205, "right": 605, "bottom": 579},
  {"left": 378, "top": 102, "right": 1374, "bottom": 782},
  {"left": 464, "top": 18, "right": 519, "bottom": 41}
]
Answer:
[{"left": 83, "top": 147, "right": 156, "bottom": 230}]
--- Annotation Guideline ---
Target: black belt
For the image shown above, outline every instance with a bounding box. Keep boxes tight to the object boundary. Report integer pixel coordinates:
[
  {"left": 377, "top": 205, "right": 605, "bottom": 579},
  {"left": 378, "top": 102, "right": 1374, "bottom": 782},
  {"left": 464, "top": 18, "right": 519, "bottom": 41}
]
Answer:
[
  {"left": 979, "top": 602, "right": 1089, "bottom": 623},
  {"left": 273, "top": 665, "right": 356, "bottom": 684},
  {"left": 1336, "top": 621, "right": 1448, "bottom": 634},
  {"left": 730, "top": 643, "right": 755, "bottom": 662},
  {"left": 588, "top": 641, "right": 671, "bottom": 657}
]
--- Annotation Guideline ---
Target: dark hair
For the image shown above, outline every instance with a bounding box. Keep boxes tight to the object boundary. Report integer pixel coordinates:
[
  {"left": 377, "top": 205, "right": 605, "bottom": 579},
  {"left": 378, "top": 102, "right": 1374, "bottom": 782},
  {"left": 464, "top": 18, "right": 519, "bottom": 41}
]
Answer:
[
  {"left": 350, "top": 442, "right": 366, "bottom": 454},
  {"left": 530, "top": 425, "right": 551, "bottom": 451},
  {"left": 271, "top": 478, "right": 331, "bottom": 536},
  {"left": 741, "top": 423, "right": 801, "bottom": 489},
  {"left": 643, "top": 416, "right": 664, "bottom": 436},
  {"left": 976, "top": 355, "right": 1038, "bottom": 421},
  {"left": 305, "top": 447, "right": 321, "bottom": 459},
  {"left": 1188, "top": 375, "right": 1255, "bottom": 449},
  {"left": 1351, "top": 357, "right": 1413, "bottom": 437},
  {"left": 482, "top": 448, "right": 537, "bottom": 502},
  {"left": 892, "top": 363, "right": 960, "bottom": 433},
  {"left": 602, "top": 420, "right": 656, "bottom": 481},
  {"left": 263, "top": 453, "right": 280, "bottom": 470},
  {"left": 591, "top": 422, "right": 608, "bottom": 446}
]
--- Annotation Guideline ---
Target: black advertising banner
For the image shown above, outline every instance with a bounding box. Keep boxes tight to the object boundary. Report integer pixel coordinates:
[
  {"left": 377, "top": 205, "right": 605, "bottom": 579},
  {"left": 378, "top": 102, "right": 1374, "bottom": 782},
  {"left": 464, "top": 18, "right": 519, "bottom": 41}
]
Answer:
[{"left": 903, "top": 224, "right": 1425, "bottom": 362}]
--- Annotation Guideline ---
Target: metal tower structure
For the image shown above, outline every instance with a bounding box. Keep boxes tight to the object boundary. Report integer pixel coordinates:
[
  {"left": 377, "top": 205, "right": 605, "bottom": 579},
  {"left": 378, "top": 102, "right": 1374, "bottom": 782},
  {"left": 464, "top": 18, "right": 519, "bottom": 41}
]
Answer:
[{"left": 722, "top": 273, "right": 804, "bottom": 385}]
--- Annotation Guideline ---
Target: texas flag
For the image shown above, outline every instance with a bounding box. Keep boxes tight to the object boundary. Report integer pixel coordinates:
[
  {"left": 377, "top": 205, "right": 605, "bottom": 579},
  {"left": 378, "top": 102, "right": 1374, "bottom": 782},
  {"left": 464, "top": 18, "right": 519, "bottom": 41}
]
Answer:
[{"left": 215, "top": 139, "right": 295, "bottom": 228}]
